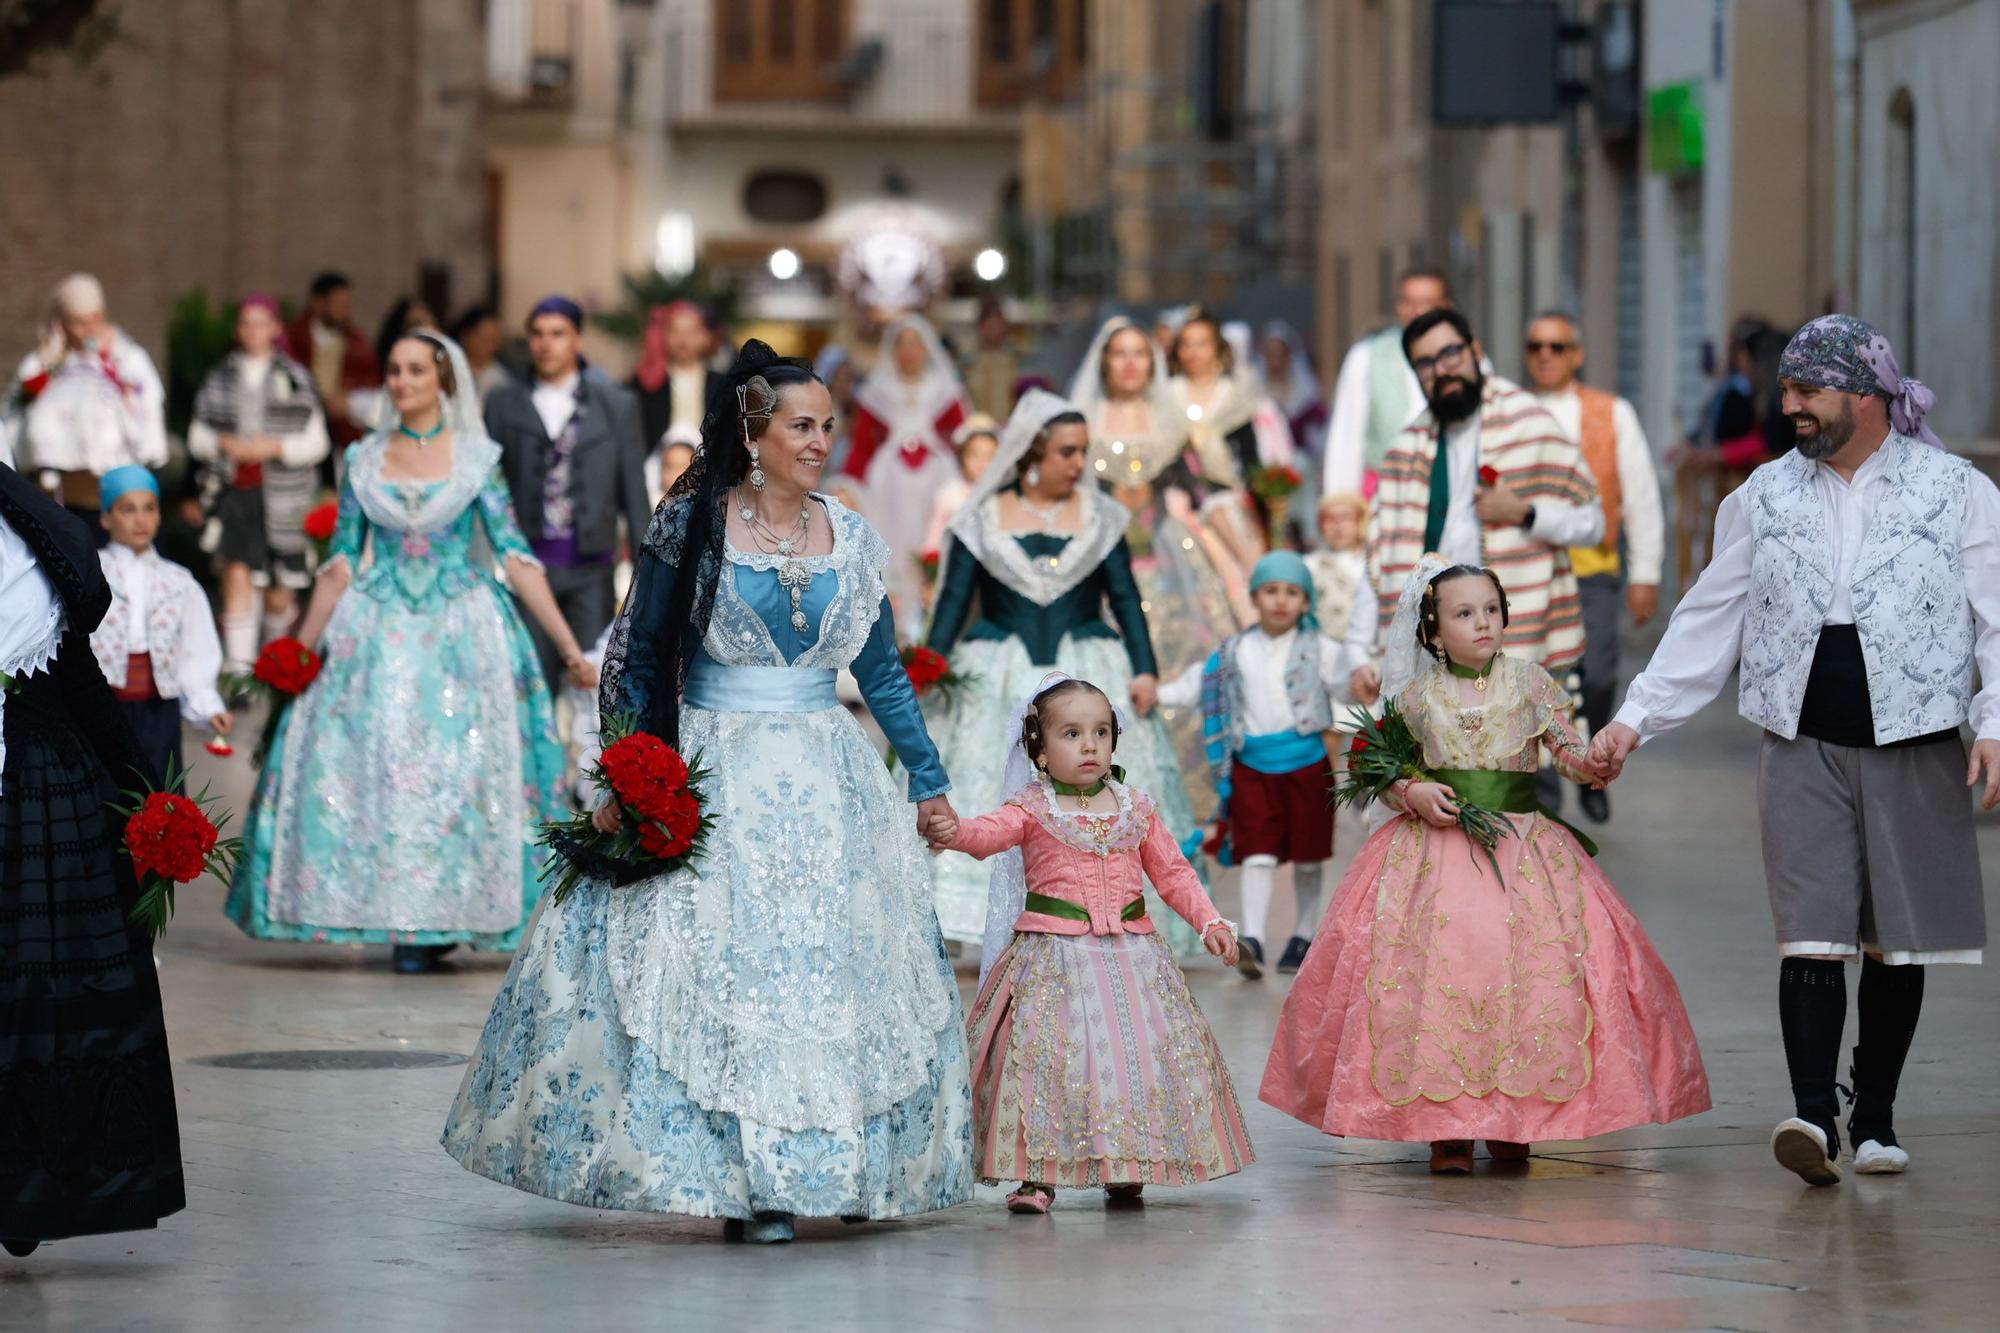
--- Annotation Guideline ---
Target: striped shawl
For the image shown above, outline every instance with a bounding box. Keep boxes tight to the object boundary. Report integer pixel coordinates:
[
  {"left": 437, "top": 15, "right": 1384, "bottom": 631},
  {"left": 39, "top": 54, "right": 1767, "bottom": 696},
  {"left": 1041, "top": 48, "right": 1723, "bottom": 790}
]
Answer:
[{"left": 1370, "top": 376, "right": 1597, "bottom": 671}]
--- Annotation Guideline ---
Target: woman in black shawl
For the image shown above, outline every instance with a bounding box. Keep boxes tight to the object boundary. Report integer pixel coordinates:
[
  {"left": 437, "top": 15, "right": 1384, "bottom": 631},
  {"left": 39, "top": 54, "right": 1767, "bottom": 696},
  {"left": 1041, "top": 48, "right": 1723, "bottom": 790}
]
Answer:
[{"left": 0, "top": 463, "right": 184, "bottom": 1258}]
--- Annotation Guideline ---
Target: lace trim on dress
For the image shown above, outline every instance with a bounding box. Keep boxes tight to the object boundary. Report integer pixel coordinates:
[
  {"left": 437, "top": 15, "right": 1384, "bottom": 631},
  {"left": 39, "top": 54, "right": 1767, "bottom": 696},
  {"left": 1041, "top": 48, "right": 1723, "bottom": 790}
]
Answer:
[
  {"left": 951, "top": 489, "right": 1129, "bottom": 608},
  {"left": 347, "top": 432, "right": 503, "bottom": 534},
  {"left": 1013, "top": 778, "right": 1155, "bottom": 857},
  {"left": 703, "top": 498, "right": 887, "bottom": 670}
]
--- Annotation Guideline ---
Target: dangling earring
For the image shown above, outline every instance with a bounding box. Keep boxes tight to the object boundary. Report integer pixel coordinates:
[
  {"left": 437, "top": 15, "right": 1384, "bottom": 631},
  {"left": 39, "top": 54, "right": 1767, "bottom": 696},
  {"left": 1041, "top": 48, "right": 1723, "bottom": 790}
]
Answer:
[
  {"left": 1025, "top": 465, "right": 1040, "bottom": 489},
  {"left": 748, "top": 420, "right": 768, "bottom": 488}
]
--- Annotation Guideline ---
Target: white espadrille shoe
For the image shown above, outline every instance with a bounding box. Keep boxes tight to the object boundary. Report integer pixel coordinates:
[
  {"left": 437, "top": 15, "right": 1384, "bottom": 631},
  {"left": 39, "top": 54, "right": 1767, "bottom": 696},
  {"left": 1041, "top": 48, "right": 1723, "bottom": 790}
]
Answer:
[
  {"left": 1852, "top": 1138, "right": 1909, "bottom": 1174},
  {"left": 1772, "top": 1118, "right": 1843, "bottom": 1185}
]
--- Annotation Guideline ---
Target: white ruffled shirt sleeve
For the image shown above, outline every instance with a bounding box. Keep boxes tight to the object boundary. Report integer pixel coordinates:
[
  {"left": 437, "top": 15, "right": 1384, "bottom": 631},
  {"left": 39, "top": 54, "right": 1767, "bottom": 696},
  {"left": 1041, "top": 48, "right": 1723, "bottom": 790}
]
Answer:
[{"left": 172, "top": 570, "right": 228, "bottom": 724}]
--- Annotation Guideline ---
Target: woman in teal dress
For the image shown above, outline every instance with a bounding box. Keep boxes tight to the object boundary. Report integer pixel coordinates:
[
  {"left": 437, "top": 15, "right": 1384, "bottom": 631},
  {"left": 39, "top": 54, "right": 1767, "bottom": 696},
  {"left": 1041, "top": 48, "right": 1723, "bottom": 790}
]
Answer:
[
  {"left": 443, "top": 342, "right": 972, "bottom": 1244},
  {"left": 924, "top": 389, "right": 1202, "bottom": 954},
  {"left": 226, "top": 333, "right": 592, "bottom": 973}
]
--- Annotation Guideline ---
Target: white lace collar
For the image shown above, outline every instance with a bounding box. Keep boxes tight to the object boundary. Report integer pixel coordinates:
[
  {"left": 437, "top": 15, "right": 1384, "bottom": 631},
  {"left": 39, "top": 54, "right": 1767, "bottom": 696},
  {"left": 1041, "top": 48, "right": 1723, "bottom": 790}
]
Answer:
[
  {"left": 948, "top": 488, "right": 1129, "bottom": 606},
  {"left": 1014, "top": 776, "right": 1153, "bottom": 857},
  {"left": 349, "top": 431, "right": 502, "bottom": 533}
]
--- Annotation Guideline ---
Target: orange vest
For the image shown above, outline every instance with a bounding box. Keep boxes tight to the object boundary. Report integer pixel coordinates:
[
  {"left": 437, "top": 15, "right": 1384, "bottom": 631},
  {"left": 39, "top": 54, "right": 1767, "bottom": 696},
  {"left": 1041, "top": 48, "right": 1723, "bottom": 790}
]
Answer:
[{"left": 1576, "top": 385, "right": 1621, "bottom": 548}]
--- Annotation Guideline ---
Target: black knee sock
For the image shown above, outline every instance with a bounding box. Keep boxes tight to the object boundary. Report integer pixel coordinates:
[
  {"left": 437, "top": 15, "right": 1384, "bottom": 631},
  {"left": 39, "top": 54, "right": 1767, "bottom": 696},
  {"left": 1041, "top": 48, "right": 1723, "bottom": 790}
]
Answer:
[
  {"left": 1849, "top": 956, "right": 1925, "bottom": 1147},
  {"left": 1778, "top": 958, "right": 1848, "bottom": 1152}
]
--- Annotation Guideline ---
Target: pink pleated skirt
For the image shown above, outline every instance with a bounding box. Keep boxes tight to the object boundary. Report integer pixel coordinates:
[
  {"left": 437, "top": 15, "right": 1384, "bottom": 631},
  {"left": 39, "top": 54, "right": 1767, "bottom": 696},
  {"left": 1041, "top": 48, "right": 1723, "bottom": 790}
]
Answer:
[
  {"left": 1261, "top": 812, "right": 1712, "bottom": 1144},
  {"left": 967, "top": 930, "right": 1254, "bottom": 1187}
]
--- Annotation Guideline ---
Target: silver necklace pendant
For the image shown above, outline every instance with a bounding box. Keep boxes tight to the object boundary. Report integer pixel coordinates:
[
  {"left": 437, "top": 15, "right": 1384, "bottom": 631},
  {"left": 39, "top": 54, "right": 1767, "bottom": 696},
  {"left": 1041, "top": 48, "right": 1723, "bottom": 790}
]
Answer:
[
  {"left": 1019, "top": 492, "right": 1066, "bottom": 526},
  {"left": 777, "top": 558, "right": 813, "bottom": 632}
]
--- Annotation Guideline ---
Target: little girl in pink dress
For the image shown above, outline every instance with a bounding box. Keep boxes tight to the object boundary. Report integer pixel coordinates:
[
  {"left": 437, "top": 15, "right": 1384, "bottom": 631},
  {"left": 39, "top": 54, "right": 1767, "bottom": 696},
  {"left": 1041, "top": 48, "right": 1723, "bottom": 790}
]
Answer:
[
  {"left": 1261, "top": 559, "right": 1710, "bottom": 1173},
  {"left": 942, "top": 674, "right": 1254, "bottom": 1213}
]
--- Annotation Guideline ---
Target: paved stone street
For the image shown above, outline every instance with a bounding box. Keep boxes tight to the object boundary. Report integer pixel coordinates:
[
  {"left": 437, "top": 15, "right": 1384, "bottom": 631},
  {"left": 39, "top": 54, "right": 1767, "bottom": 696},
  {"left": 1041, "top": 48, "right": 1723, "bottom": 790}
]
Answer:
[{"left": 5, "top": 691, "right": 1997, "bottom": 1332}]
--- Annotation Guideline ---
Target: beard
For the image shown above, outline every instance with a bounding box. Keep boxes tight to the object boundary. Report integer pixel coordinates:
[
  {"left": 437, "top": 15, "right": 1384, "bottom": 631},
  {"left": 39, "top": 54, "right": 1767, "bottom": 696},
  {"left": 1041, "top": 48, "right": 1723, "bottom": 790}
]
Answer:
[
  {"left": 1427, "top": 370, "right": 1483, "bottom": 426},
  {"left": 1791, "top": 398, "right": 1857, "bottom": 459}
]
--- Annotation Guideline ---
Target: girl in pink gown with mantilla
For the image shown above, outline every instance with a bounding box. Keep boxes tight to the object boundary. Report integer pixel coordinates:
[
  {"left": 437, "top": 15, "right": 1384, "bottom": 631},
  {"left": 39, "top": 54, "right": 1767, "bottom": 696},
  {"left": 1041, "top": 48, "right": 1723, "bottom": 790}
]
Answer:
[
  {"left": 940, "top": 674, "right": 1254, "bottom": 1212},
  {"left": 1261, "top": 557, "right": 1709, "bottom": 1173}
]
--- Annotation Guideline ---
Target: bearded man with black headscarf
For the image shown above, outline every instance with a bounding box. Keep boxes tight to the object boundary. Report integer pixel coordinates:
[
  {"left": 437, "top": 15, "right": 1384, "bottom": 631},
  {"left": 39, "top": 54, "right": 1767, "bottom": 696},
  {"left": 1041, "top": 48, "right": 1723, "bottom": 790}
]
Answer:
[{"left": 1597, "top": 314, "right": 2000, "bottom": 1186}]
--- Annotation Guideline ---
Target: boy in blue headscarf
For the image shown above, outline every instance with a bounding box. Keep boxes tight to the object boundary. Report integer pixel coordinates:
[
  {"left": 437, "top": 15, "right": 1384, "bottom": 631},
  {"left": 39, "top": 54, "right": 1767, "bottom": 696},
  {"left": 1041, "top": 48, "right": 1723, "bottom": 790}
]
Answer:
[
  {"left": 91, "top": 465, "right": 232, "bottom": 788},
  {"left": 1159, "top": 550, "right": 1354, "bottom": 976}
]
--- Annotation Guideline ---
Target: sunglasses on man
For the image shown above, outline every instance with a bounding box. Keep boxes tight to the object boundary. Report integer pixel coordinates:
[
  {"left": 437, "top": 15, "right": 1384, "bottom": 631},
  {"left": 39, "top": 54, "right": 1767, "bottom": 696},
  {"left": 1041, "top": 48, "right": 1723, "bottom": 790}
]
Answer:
[{"left": 1525, "top": 340, "right": 1576, "bottom": 355}]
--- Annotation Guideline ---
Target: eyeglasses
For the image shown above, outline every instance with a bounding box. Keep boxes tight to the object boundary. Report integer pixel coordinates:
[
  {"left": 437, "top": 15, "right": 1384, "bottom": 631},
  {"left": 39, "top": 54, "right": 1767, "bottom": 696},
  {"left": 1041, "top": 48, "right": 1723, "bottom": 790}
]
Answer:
[
  {"left": 1411, "top": 341, "right": 1471, "bottom": 378},
  {"left": 1525, "top": 340, "right": 1575, "bottom": 355}
]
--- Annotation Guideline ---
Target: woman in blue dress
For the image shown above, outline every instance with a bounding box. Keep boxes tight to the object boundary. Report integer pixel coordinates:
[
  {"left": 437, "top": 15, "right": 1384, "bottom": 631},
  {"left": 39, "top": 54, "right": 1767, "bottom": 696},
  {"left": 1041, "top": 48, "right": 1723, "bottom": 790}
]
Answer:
[
  {"left": 226, "top": 333, "right": 590, "bottom": 973},
  {"left": 923, "top": 389, "right": 1203, "bottom": 956},
  {"left": 443, "top": 341, "right": 973, "bottom": 1244}
]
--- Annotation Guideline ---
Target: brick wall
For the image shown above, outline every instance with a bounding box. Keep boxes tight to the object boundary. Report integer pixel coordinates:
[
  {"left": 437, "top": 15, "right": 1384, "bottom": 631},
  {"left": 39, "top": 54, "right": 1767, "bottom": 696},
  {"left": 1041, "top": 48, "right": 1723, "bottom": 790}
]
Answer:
[{"left": 0, "top": 0, "right": 488, "bottom": 370}]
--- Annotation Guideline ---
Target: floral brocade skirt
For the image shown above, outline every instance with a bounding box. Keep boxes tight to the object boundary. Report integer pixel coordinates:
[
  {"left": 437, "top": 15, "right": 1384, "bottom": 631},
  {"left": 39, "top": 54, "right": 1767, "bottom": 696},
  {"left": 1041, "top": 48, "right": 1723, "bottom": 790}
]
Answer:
[
  {"left": 1261, "top": 813, "right": 1711, "bottom": 1144},
  {"left": 966, "top": 931, "right": 1253, "bottom": 1188},
  {"left": 440, "top": 885, "right": 976, "bottom": 1221},
  {"left": 225, "top": 580, "right": 568, "bottom": 948}
]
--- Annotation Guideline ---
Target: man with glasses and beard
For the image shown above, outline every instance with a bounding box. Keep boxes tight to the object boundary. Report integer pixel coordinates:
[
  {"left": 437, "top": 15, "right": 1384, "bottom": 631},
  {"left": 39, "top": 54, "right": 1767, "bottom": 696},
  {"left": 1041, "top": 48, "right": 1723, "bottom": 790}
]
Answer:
[
  {"left": 1346, "top": 308, "right": 1602, "bottom": 702},
  {"left": 1595, "top": 314, "right": 2000, "bottom": 1186}
]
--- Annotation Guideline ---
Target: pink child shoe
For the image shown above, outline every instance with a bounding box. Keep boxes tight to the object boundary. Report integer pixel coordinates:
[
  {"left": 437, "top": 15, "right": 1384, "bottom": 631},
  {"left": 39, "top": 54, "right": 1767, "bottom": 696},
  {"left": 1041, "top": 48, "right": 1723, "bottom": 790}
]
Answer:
[{"left": 1007, "top": 1183, "right": 1054, "bottom": 1214}]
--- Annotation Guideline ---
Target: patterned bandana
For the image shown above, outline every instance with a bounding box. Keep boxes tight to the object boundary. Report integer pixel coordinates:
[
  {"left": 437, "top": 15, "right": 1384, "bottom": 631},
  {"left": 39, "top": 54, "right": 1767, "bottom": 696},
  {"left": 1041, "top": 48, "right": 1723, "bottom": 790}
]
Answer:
[{"left": 1778, "top": 314, "right": 1942, "bottom": 447}]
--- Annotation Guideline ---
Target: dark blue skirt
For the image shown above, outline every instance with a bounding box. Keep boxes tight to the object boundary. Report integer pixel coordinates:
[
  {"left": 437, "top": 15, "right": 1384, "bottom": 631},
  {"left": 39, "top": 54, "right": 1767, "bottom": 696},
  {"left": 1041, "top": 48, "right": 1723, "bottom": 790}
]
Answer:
[{"left": 0, "top": 671, "right": 185, "bottom": 1243}]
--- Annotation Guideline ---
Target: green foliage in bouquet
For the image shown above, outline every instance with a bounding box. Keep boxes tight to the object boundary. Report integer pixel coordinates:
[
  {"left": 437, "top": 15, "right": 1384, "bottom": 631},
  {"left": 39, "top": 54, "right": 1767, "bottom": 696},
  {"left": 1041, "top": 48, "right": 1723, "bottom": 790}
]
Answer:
[{"left": 1335, "top": 701, "right": 1514, "bottom": 880}]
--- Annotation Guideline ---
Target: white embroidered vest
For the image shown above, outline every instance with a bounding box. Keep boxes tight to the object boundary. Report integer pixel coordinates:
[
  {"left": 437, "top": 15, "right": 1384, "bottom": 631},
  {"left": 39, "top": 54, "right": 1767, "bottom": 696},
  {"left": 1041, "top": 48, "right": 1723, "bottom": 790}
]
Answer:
[
  {"left": 1739, "top": 436, "right": 1974, "bottom": 743},
  {"left": 91, "top": 552, "right": 191, "bottom": 696}
]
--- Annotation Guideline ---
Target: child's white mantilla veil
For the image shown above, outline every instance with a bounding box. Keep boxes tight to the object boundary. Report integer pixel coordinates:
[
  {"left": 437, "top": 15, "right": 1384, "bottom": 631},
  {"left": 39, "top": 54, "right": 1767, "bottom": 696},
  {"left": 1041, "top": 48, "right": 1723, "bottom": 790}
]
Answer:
[
  {"left": 1381, "top": 551, "right": 1454, "bottom": 702},
  {"left": 979, "top": 670, "right": 1133, "bottom": 984}
]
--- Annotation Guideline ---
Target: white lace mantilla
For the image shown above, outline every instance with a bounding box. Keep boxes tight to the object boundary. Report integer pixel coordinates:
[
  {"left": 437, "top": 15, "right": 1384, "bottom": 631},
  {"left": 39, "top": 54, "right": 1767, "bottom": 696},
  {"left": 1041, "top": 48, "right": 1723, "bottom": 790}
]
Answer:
[
  {"left": 949, "top": 489, "right": 1129, "bottom": 607},
  {"left": 347, "top": 432, "right": 503, "bottom": 534},
  {"left": 603, "top": 499, "right": 956, "bottom": 1131}
]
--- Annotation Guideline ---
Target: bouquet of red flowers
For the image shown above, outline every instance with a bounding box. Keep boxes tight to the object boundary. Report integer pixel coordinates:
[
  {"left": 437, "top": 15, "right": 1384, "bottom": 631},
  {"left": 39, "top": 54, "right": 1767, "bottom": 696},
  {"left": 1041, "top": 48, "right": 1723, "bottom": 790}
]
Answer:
[
  {"left": 117, "top": 768, "right": 243, "bottom": 938},
  {"left": 1477, "top": 464, "right": 1501, "bottom": 488},
  {"left": 1248, "top": 464, "right": 1304, "bottom": 502},
  {"left": 538, "top": 715, "right": 715, "bottom": 903},
  {"left": 224, "top": 637, "right": 322, "bottom": 765},
  {"left": 1335, "top": 702, "right": 1513, "bottom": 879},
  {"left": 302, "top": 500, "right": 339, "bottom": 562},
  {"left": 901, "top": 644, "right": 973, "bottom": 708},
  {"left": 916, "top": 548, "right": 941, "bottom": 582}
]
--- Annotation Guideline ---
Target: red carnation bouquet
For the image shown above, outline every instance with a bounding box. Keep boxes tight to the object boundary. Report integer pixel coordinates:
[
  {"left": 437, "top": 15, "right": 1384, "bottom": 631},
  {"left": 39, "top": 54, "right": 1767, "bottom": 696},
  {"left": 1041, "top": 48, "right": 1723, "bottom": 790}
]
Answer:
[
  {"left": 224, "top": 636, "right": 322, "bottom": 765},
  {"left": 538, "top": 714, "right": 715, "bottom": 904},
  {"left": 900, "top": 644, "right": 972, "bottom": 708},
  {"left": 1335, "top": 702, "right": 1513, "bottom": 879},
  {"left": 1250, "top": 464, "right": 1305, "bottom": 546},
  {"left": 302, "top": 500, "right": 339, "bottom": 562},
  {"left": 117, "top": 768, "right": 243, "bottom": 938},
  {"left": 916, "top": 548, "right": 941, "bottom": 583},
  {"left": 1248, "top": 464, "right": 1304, "bottom": 502},
  {"left": 1477, "top": 464, "right": 1501, "bottom": 488}
]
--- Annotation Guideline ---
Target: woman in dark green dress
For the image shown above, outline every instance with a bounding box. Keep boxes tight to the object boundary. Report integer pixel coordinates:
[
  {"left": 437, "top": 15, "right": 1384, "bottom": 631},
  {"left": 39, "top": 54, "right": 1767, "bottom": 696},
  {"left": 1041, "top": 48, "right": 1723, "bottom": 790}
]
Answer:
[{"left": 923, "top": 390, "right": 1201, "bottom": 953}]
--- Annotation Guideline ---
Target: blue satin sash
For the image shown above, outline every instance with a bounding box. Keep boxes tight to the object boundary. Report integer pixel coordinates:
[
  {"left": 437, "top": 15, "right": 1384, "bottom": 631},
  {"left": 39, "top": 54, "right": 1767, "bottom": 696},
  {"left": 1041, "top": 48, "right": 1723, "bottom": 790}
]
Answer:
[
  {"left": 1237, "top": 728, "right": 1329, "bottom": 774},
  {"left": 683, "top": 661, "right": 839, "bottom": 713}
]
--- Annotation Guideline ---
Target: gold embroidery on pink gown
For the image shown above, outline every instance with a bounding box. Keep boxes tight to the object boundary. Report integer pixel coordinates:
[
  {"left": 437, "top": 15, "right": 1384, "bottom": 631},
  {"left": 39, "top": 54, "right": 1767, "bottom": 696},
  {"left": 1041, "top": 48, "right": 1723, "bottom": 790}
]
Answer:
[{"left": 1367, "top": 656, "right": 1603, "bottom": 1107}]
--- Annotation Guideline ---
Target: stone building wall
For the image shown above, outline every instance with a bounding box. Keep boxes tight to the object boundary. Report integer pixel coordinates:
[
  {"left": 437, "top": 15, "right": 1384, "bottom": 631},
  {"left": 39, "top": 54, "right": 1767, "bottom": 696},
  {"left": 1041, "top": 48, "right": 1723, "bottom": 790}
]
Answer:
[{"left": 0, "top": 0, "right": 487, "bottom": 368}]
